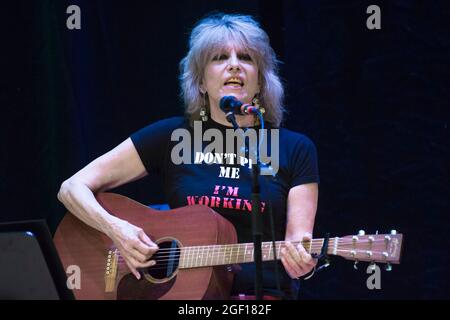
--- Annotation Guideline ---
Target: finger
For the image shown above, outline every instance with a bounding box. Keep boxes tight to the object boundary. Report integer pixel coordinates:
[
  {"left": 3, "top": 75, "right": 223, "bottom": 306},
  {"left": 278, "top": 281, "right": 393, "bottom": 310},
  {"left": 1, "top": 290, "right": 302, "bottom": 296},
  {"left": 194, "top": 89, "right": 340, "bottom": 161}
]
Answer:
[
  {"left": 285, "top": 242, "right": 303, "bottom": 267},
  {"left": 138, "top": 231, "right": 158, "bottom": 248},
  {"left": 130, "top": 248, "right": 148, "bottom": 264},
  {"left": 282, "top": 252, "right": 313, "bottom": 278},
  {"left": 138, "top": 259, "right": 157, "bottom": 268},
  {"left": 294, "top": 248, "right": 316, "bottom": 274},
  {"left": 282, "top": 247, "right": 302, "bottom": 277},
  {"left": 287, "top": 243, "right": 313, "bottom": 275},
  {"left": 128, "top": 255, "right": 156, "bottom": 271},
  {"left": 134, "top": 239, "right": 158, "bottom": 258},
  {"left": 124, "top": 257, "right": 141, "bottom": 280},
  {"left": 296, "top": 243, "right": 314, "bottom": 266},
  {"left": 281, "top": 255, "right": 298, "bottom": 279}
]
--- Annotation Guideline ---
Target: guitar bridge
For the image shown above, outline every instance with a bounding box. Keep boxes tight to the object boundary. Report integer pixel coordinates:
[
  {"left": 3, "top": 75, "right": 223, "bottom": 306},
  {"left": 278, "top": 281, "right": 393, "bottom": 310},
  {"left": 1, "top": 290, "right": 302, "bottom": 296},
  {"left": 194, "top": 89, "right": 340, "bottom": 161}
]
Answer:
[{"left": 104, "top": 248, "right": 119, "bottom": 293}]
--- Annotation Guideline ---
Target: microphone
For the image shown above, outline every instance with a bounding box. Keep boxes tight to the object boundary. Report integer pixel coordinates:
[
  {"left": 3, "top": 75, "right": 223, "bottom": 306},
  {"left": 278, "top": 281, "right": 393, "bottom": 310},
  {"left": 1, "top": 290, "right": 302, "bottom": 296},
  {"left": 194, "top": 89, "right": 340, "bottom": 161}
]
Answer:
[{"left": 219, "top": 96, "right": 259, "bottom": 115}]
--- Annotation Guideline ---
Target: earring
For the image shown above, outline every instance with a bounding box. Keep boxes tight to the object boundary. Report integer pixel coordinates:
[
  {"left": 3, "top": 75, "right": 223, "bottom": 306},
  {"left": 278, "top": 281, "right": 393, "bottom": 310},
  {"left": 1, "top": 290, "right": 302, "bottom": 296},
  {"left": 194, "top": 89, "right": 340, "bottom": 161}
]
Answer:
[
  {"left": 200, "top": 93, "right": 208, "bottom": 122},
  {"left": 252, "top": 96, "right": 265, "bottom": 126},
  {"left": 252, "top": 96, "right": 260, "bottom": 108},
  {"left": 252, "top": 96, "right": 265, "bottom": 115},
  {"left": 200, "top": 106, "right": 208, "bottom": 122}
]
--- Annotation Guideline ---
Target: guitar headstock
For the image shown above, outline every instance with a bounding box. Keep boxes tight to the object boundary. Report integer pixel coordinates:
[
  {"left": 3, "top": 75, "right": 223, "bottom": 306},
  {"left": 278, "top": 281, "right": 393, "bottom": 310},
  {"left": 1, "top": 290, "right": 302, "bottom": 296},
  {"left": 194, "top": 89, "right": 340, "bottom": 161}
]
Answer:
[{"left": 336, "top": 230, "right": 403, "bottom": 267}]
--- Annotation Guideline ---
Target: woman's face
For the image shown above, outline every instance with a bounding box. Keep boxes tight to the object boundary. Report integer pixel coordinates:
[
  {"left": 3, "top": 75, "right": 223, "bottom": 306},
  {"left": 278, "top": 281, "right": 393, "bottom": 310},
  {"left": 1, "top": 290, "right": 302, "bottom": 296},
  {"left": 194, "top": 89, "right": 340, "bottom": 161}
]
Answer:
[{"left": 201, "top": 44, "right": 260, "bottom": 111}]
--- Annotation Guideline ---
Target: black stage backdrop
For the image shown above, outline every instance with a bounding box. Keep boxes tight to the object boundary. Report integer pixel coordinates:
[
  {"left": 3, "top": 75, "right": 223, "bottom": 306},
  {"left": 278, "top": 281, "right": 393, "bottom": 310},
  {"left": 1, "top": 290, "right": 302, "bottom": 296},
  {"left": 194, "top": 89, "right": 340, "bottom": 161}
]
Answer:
[{"left": 1, "top": 0, "right": 449, "bottom": 299}]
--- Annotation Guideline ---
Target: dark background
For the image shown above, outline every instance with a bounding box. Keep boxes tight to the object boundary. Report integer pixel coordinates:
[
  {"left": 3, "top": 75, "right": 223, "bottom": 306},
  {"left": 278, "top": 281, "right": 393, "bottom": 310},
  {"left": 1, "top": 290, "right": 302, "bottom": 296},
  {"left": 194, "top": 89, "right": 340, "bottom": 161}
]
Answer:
[{"left": 1, "top": 0, "right": 449, "bottom": 299}]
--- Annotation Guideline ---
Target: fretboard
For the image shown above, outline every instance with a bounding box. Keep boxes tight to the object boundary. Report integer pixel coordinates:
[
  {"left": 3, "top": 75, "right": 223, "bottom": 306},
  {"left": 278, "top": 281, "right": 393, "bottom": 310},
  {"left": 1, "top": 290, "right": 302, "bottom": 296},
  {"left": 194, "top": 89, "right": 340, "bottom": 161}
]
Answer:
[{"left": 178, "top": 238, "right": 339, "bottom": 269}]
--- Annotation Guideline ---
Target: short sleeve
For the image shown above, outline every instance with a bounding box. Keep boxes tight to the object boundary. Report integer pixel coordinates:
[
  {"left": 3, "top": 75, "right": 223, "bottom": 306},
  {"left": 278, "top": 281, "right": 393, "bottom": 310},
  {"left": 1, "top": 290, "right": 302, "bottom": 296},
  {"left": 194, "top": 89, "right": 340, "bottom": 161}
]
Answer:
[
  {"left": 289, "top": 134, "right": 320, "bottom": 187},
  {"left": 130, "top": 117, "right": 186, "bottom": 174}
]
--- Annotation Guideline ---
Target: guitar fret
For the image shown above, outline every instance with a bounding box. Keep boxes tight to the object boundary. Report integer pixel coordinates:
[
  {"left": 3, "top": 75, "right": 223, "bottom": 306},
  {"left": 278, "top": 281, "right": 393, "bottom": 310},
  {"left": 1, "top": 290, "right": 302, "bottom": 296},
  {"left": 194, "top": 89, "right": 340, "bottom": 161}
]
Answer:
[
  {"left": 264, "top": 243, "right": 268, "bottom": 260},
  {"left": 195, "top": 246, "right": 199, "bottom": 267},
  {"left": 269, "top": 242, "right": 273, "bottom": 260},
  {"left": 215, "top": 246, "right": 219, "bottom": 266},
  {"left": 193, "top": 247, "right": 197, "bottom": 267},
  {"left": 209, "top": 246, "right": 213, "bottom": 266},
  {"left": 210, "top": 246, "right": 214, "bottom": 266},
  {"left": 186, "top": 247, "right": 190, "bottom": 268},
  {"left": 203, "top": 246, "right": 207, "bottom": 267},
  {"left": 179, "top": 248, "right": 184, "bottom": 267},
  {"left": 277, "top": 243, "right": 281, "bottom": 259},
  {"left": 200, "top": 246, "right": 204, "bottom": 267},
  {"left": 222, "top": 246, "right": 226, "bottom": 265},
  {"left": 202, "top": 246, "right": 206, "bottom": 267},
  {"left": 230, "top": 246, "right": 233, "bottom": 264},
  {"left": 223, "top": 246, "right": 226, "bottom": 265}
]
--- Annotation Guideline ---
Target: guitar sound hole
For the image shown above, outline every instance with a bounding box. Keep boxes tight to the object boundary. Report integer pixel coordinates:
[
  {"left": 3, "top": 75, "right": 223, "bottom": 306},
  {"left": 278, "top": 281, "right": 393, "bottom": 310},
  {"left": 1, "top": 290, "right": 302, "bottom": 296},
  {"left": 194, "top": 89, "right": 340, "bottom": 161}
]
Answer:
[{"left": 144, "top": 240, "right": 180, "bottom": 281}]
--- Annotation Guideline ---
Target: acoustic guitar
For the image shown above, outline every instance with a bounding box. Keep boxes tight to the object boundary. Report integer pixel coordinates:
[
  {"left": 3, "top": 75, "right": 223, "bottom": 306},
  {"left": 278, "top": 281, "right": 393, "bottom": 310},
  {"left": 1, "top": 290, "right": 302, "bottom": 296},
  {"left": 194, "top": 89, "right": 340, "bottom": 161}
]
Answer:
[{"left": 53, "top": 193, "right": 403, "bottom": 300}]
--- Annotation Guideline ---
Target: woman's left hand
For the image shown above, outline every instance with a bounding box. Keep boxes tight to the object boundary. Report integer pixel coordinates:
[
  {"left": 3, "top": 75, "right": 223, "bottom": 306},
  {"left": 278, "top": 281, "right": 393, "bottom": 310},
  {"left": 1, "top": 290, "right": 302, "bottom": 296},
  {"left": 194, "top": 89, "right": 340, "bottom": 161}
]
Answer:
[{"left": 280, "top": 234, "right": 317, "bottom": 279}]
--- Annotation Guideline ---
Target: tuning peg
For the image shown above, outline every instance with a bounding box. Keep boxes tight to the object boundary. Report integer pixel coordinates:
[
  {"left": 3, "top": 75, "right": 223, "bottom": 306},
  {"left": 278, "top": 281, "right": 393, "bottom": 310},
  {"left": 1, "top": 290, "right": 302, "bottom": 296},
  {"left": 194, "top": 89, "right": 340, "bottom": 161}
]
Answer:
[
  {"left": 385, "top": 263, "right": 392, "bottom": 272},
  {"left": 390, "top": 230, "right": 397, "bottom": 235},
  {"left": 353, "top": 260, "right": 359, "bottom": 270},
  {"left": 358, "top": 230, "right": 365, "bottom": 236}
]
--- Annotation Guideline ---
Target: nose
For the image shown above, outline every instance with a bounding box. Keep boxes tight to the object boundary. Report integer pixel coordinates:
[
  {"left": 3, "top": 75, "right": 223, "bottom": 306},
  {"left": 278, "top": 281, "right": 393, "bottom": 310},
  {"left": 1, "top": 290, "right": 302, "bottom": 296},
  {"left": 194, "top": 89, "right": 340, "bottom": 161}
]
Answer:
[{"left": 227, "top": 52, "right": 240, "bottom": 72}]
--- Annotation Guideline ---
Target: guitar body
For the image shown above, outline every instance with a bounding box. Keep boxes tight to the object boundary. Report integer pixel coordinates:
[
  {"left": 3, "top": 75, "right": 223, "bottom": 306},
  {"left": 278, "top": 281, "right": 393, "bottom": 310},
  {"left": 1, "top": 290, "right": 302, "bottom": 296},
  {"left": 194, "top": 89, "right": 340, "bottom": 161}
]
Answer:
[{"left": 53, "top": 193, "right": 237, "bottom": 300}]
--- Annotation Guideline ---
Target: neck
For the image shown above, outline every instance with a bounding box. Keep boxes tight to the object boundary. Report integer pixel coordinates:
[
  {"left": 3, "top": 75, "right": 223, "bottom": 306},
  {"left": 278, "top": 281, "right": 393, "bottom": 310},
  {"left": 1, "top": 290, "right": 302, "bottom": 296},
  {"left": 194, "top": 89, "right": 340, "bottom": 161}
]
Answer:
[{"left": 178, "top": 239, "right": 335, "bottom": 269}]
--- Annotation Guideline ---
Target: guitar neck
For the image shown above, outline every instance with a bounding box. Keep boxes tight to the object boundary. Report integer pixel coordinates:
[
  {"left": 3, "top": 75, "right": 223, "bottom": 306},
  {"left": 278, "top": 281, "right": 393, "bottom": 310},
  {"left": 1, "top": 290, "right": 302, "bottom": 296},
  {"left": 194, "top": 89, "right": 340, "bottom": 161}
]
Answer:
[
  {"left": 179, "top": 232, "right": 402, "bottom": 268},
  {"left": 179, "top": 239, "right": 332, "bottom": 268}
]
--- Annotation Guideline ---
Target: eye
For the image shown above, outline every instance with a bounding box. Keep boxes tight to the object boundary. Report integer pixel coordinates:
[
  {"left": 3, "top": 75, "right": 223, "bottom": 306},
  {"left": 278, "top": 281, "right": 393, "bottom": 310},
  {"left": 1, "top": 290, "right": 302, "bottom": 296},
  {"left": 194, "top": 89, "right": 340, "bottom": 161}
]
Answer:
[
  {"left": 238, "top": 53, "right": 253, "bottom": 61},
  {"left": 212, "top": 54, "right": 228, "bottom": 61}
]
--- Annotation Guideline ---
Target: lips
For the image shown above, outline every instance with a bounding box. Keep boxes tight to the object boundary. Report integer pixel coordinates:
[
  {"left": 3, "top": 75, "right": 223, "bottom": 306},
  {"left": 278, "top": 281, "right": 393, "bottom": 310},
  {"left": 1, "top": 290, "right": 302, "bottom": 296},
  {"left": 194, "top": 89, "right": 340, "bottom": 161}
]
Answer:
[{"left": 224, "top": 77, "right": 244, "bottom": 87}]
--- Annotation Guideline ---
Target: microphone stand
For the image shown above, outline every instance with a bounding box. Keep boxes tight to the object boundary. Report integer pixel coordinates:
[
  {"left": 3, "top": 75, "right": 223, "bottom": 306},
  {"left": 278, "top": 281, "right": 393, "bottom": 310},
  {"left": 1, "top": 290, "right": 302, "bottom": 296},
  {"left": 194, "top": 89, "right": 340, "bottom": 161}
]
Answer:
[
  {"left": 251, "top": 161, "right": 263, "bottom": 300},
  {"left": 225, "top": 111, "right": 240, "bottom": 129},
  {"left": 225, "top": 111, "right": 264, "bottom": 300}
]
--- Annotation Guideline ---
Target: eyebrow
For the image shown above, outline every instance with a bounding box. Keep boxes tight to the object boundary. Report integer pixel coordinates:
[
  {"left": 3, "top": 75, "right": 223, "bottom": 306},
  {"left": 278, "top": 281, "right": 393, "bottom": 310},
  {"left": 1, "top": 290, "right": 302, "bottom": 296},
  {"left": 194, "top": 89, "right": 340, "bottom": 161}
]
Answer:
[{"left": 211, "top": 47, "right": 253, "bottom": 57}]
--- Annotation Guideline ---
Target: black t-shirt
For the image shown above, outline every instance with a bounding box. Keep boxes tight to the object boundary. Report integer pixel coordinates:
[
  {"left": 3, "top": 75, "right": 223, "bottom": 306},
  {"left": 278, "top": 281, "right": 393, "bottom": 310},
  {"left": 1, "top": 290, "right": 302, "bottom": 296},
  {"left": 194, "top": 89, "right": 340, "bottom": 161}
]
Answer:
[{"left": 130, "top": 116, "right": 320, "bottom": 299}]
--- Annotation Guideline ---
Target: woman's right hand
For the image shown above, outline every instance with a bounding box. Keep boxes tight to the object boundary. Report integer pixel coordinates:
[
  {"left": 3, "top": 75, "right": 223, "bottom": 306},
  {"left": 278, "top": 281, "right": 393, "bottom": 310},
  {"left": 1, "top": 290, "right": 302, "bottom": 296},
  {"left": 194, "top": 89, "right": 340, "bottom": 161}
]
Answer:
[{"left": 107, "top": 220, "right": 159, "bottom": 280}]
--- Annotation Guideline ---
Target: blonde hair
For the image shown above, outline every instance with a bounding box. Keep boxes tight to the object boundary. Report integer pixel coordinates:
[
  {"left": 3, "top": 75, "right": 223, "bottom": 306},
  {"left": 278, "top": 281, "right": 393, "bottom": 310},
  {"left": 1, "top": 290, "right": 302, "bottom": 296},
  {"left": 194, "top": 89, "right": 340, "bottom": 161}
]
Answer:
[{"left": 179, "top": 13, "right": 285, "bottom": 127}]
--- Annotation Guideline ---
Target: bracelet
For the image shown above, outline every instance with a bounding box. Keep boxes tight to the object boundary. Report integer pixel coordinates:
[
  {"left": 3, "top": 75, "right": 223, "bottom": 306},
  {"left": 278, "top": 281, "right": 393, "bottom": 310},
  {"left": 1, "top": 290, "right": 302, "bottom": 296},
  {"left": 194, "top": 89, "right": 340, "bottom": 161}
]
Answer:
[{"left": 301, "top": 266, "right": 316, "bottom": 280}]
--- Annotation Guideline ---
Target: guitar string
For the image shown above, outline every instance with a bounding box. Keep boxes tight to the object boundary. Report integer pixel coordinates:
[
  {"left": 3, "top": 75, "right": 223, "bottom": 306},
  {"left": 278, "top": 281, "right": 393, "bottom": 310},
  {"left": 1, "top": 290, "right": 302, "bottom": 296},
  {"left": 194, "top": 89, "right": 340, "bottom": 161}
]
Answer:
[
  {"left": 149, "top": 246, "right": 391, "bottom": 264},
  {"left": 110, "top": 241, "right": 393, "bottom": 270},
  {"left": 135, "top": 239, "right": 392, "bottom": 254},
  {"left": 114, "top": 246, "right": 393, "bottom": 272},
  {"left": 113, "top": 240, "right": 392, "bottom": 261}
]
